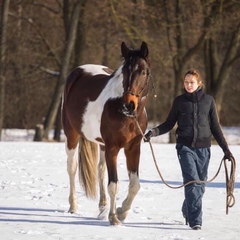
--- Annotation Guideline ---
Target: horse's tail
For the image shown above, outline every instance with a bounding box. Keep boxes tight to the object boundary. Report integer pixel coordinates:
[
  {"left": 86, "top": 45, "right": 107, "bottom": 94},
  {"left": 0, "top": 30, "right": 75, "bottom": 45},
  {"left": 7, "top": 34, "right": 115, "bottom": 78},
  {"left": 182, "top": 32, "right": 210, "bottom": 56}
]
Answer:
[{"left": 78, "top": 137, "right": 98, "bottom": 199}]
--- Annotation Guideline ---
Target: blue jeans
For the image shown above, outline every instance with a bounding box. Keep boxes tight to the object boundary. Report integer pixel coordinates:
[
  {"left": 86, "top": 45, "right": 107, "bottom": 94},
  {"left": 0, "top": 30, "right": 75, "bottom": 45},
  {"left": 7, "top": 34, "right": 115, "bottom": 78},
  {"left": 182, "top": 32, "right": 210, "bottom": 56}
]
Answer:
[{"left": 176, "top": 144, "right": 210, "bottom": 227}]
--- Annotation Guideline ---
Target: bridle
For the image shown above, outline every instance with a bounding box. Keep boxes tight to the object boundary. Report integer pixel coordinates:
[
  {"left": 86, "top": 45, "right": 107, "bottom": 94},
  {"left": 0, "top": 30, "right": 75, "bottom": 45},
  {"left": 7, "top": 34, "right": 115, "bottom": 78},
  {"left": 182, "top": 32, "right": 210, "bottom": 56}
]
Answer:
[{"left": 123, "top": 88, "right": 144, "bottom": 98}]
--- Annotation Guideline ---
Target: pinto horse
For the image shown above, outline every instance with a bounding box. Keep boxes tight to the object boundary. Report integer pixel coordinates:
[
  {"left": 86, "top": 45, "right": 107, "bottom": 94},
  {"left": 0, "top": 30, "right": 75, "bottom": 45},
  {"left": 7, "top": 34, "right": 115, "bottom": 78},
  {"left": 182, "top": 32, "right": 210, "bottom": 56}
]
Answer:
[{"left": 62, "top": 41, "right": 151, "bottom": 225}]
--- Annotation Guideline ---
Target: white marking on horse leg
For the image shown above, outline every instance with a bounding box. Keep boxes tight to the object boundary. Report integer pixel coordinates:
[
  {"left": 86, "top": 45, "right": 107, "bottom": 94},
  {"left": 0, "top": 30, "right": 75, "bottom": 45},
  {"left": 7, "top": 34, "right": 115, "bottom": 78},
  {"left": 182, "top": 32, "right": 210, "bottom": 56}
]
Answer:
[
  {"left": 98, "top": 148, "right": 108, "bottom": 220},
  {"left": 117, "top": 172, "right": 140, "bottom": 221},
  {"left": 108, "top": 182, "right": 121, "bottom": 225},
  {"left": 66, "top": 143, "right": 78, "bottom": 213}
]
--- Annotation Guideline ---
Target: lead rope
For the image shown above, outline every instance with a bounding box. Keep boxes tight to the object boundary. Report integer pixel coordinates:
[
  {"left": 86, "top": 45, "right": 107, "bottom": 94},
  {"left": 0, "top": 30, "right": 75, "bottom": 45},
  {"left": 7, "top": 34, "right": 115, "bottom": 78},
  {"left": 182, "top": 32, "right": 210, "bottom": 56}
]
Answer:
[
  {"left": 224, "top": 156, "right": 236, "bottom": 214},
  {"left": 134, "top": 116, "right": 236, "bottom": 214}
]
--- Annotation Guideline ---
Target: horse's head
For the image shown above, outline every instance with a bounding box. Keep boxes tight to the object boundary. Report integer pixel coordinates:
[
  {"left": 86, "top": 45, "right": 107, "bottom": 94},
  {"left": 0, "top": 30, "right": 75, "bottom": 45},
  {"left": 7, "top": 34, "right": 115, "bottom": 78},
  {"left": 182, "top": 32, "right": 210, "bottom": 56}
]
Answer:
[{"left": 121, "top": 41, "right": 150, "bottom": 117}]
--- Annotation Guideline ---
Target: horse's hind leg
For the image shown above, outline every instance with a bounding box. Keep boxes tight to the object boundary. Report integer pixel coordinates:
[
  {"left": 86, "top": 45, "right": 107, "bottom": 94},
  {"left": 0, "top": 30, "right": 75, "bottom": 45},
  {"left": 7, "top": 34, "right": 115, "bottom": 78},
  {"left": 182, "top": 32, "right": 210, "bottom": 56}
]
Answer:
[
  {"left": 117, "top": 143, "right": 140, "bottom": 221},
  {"left": 65, "top": 137, "right": 79, "bottom": 213},
  {"left": 97, "top": 146, "right": 108, "bottom": 220}
]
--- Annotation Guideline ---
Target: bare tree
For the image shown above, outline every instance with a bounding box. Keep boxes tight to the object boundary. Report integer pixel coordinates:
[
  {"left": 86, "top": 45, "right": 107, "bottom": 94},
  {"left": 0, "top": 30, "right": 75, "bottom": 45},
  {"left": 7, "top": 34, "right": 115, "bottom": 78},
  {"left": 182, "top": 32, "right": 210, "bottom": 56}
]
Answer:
[
  {"left": 0, "top": 0, "right": 10, "bottom": 140},
  {"left": 164, "top": 0, "right": 221, "bottom": 97},
  {"left": 160, "top": 0, "right": 224, "bottom": 142},
  {"left": 39, "top": 0, "right": 84, "bottom": 140},
  {"left": 52, "top": 0, "right": 88, "bottom": 142},
  {"left": 203, "top": 1, "right": 240, "bottom": 114},
  {"left": 1, "top": 0, "right": 240, "bottom": 138}
]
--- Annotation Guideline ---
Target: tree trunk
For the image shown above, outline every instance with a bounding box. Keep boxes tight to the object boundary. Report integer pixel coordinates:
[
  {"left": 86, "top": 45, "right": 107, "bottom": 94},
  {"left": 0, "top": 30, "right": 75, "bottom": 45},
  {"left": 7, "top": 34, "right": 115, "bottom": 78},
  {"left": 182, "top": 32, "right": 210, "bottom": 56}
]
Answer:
[
  {"left": 0, "top": 0, "right": 10, "bottom": 141},
  {"left": 33, "top": 1, "right": 82, "bottom": 141},
  {"left": 33, "top": 124, "right": 44, "bottom": 141},
  {"left": 53, "top": 104, "right": 62, "bottom": 142},
  {"left": 52, "top": 0, "right": 87, "bottom": 142},
  {"left": 74, "top": 0, "right": 87, "bottom": 66},
  {"left": 204, "top": 24, "right": 240, "bottom": 116}
]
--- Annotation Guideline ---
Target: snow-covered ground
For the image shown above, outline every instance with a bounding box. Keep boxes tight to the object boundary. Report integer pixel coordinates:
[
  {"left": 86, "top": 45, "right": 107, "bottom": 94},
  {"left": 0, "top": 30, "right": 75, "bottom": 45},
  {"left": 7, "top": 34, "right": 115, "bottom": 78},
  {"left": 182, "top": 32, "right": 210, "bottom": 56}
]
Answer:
[{"left": 0, "top": 128, "right": 239, "bottom": 240}]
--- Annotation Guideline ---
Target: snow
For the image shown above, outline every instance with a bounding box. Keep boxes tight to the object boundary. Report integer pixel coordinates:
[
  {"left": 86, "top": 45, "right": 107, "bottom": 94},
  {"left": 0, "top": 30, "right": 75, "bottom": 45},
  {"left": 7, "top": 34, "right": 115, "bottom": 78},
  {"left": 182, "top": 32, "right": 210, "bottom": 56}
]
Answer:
[{"left": 0, "top": 129, "right": 239, "bottom": 240}]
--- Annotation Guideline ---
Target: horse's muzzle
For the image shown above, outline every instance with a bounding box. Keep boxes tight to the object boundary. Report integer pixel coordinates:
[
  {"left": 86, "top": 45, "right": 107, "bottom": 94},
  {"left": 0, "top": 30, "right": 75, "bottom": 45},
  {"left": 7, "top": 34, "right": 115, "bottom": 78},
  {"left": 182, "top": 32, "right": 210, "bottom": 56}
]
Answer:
[
  {"left": 121, "top": 102, "right": 136, "bottom": 117},
  {"left": 122, "top": 91, "right": 138, "bottom": 117}
]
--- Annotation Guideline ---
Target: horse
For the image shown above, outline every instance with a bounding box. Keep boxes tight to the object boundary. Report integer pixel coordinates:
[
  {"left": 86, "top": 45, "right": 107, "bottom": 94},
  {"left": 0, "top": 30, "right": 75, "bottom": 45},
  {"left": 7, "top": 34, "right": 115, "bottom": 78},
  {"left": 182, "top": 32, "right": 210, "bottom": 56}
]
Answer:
[{"left": 62, "top": 41, "right": 151, "bottom": 225}]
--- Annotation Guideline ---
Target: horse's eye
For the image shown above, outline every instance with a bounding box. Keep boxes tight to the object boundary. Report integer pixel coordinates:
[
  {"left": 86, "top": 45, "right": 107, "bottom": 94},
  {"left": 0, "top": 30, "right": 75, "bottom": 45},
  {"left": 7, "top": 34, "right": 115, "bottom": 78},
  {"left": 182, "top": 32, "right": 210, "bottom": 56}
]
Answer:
[{"left": 142, "top": 71, "right": 146, "bottom": 76}]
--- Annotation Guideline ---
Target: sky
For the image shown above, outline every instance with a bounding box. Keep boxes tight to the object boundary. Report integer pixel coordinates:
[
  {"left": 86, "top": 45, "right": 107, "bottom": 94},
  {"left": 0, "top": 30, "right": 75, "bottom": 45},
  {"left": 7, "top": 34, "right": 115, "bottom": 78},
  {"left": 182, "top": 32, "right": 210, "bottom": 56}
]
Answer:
[{"left": 0, "top": 128, "right": 239, "bottom": 240}]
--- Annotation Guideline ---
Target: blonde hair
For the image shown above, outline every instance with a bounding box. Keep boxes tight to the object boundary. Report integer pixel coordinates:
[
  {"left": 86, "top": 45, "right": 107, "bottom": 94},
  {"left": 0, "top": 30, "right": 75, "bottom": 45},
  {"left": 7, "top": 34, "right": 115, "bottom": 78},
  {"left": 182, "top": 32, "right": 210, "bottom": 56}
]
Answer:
[{"left": 183, "top": 69, "right": 204, "bottom": 87}]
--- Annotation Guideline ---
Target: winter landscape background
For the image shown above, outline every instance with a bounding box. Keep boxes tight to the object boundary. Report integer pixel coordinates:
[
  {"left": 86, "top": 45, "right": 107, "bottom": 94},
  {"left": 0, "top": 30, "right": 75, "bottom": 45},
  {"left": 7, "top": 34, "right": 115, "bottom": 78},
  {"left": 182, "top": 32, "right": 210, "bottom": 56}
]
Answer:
[{"left": 0, "top": 127, "right": 239, "bottom": 240}]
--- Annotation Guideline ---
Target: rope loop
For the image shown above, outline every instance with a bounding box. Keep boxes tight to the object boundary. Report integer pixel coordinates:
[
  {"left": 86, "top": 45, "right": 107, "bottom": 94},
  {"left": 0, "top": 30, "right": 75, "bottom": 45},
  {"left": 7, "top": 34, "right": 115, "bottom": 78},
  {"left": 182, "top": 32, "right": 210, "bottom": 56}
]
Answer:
[{"left": 224, "top": 156, "right": 236, "bottom": 214}]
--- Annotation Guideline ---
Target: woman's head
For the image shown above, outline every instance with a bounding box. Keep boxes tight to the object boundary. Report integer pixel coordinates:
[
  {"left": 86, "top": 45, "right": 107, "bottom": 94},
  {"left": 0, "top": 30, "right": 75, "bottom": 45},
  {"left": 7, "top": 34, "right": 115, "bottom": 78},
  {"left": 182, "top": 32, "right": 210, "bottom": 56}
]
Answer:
[{"left": 183, "top": 69, "right": 203, "bottom": 93}]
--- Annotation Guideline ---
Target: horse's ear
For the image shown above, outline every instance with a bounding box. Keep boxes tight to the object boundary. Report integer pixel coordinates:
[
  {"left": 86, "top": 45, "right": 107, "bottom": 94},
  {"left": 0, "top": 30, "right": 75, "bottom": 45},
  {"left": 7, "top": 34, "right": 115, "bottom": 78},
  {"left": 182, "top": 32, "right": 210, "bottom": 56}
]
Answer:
[
  {"left": 121, "top": 42, "right": 129, "bottom": 58},
  {"left": 140, "top": 41, "right": 148, "bottom": 58}
]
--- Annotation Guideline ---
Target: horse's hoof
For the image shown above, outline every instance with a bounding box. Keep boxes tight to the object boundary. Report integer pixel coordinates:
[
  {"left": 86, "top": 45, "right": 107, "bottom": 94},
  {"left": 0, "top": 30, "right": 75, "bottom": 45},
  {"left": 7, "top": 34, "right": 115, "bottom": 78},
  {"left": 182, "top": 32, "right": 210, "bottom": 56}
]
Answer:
[
  {"left": 109, "top": 213, "right": 122, "bottom": 225},
  {"left": 117, "top": 207, "right": 128, "bottom": 221},
  {"left": 68, "top": 206, "right": 78, "bottom": 214}
]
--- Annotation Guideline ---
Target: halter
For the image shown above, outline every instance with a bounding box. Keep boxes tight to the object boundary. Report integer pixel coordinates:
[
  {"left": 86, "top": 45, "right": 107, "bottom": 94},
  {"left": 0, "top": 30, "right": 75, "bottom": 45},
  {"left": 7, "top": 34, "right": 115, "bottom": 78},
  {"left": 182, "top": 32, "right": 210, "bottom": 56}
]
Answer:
[{"left": 123, "top": 82, "right": 148, "bottom": 98}]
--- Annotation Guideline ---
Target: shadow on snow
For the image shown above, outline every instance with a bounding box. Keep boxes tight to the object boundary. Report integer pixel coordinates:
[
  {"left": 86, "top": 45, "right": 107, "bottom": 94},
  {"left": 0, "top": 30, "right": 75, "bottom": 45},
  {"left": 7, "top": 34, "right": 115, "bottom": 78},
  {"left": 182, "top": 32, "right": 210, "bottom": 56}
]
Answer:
[{"left": 0, "top": 206, "right": 187, "bottom": 230}]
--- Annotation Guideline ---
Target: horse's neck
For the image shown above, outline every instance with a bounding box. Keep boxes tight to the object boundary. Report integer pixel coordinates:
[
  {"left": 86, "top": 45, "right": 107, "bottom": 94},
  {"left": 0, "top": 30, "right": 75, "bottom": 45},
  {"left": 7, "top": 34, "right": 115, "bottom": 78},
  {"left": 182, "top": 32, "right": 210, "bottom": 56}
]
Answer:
[
  {"left": 108, "top": 66, "right": 124, "bottom": 95},
  {"left": 97, "top": 65, "right": 124, "bottom": 102}
]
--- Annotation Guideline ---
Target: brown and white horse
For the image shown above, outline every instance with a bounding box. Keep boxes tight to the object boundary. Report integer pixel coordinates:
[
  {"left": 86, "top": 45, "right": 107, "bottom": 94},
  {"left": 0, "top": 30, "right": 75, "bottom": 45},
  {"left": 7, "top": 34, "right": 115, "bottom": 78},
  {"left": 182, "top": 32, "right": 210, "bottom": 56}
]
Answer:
[{"left": 62, "top": 42, "right": 151, "bottom": 225}]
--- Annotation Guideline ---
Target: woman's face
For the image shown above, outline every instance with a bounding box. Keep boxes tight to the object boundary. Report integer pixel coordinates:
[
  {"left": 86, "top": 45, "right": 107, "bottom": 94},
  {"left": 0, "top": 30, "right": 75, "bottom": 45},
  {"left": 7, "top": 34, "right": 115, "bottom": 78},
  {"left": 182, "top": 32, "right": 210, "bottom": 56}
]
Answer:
[{"left": 184, "top": 74, "right": 201, "bottom": 93}]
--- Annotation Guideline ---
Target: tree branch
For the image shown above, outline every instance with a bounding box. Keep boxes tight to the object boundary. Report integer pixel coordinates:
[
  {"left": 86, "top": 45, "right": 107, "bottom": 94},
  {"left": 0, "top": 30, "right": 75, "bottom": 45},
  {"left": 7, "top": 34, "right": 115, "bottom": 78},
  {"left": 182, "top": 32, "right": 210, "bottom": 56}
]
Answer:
[
  {"left": 8, "top": 11, "right": 62, "bottom": 67},
  {"left": 40, "top": 66, "right": 60, "bottom": 76}
]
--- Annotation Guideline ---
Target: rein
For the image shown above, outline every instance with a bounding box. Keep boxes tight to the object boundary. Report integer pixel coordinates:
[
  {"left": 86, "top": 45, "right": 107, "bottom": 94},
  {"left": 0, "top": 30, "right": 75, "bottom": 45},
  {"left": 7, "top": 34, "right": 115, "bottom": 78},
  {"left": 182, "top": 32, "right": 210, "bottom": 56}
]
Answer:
[{"left": 133, "top": 116, "right": 236, "bottom": 214}]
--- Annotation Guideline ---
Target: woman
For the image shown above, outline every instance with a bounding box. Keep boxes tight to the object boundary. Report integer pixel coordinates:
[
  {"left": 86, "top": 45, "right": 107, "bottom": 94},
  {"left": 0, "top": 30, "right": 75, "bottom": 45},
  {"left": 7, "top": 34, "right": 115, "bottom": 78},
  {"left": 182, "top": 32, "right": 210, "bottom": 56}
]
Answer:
[{"left": 144, "top": 69, "right": 233, "bottom": 230}]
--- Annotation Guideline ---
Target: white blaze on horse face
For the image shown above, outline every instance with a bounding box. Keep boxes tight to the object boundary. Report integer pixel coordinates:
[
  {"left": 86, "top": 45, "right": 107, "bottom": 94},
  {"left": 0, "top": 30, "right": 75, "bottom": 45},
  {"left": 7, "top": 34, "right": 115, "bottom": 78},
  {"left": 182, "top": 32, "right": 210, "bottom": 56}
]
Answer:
[{"left": 81, "top": 65, "right": 124, "bottom": 144}]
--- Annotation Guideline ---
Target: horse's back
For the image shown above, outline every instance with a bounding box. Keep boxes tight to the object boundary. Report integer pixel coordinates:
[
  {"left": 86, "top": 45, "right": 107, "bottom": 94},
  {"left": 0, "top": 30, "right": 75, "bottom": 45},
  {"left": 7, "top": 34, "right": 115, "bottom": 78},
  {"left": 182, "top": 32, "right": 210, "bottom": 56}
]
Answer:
[{"left": 64, "top": 64, "right": 113, "bottom": 96}]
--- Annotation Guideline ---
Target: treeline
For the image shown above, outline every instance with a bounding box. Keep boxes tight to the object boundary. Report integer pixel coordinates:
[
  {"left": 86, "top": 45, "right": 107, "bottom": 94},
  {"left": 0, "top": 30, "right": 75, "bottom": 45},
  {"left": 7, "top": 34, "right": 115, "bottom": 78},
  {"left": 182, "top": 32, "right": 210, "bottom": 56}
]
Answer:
[{"left": 0, "top": 0, "right": 240, "bottom": 141}]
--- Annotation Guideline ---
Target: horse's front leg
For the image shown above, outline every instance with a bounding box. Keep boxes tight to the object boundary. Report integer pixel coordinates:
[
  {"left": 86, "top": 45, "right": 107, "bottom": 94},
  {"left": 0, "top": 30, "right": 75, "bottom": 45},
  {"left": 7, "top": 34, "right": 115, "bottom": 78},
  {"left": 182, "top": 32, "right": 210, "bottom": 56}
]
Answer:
[
  {"left": 117, "top": 143, "right": 140, "bottom": 221},
  {"left": 105, "top": 147, "right": 121, "bottom": 225},
  {"left": 117, "top": 172, "right": 140, "bottom": 221},
  {"left": 97, "top": 146, "right": 108, "bottom": 220},
  {"left": 66, "top": 142, "right": 78, "bottom": 213}
]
